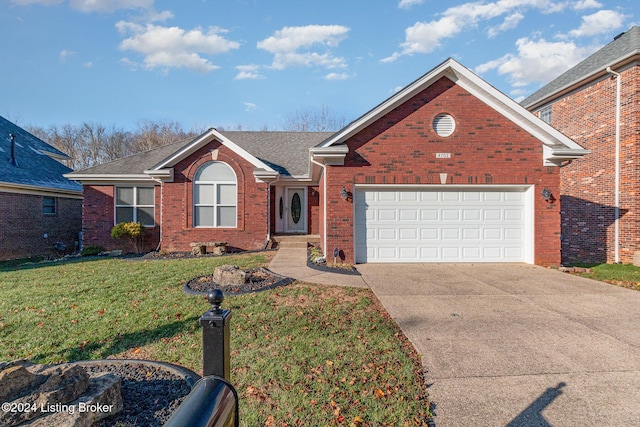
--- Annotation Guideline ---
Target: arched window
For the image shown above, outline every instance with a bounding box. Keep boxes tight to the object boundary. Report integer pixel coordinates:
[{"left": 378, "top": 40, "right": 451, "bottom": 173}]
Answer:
[{"left": 193, "top": 161, "right": 237, "bottom": 227}]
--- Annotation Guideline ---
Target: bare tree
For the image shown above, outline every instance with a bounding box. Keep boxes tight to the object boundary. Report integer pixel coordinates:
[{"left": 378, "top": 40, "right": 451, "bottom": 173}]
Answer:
[
  {"left": 283, "top": 105, "right": 347, "bottom": 132},
  {"left": 134, "top": 119, "right": 193, "bottom": 152}
]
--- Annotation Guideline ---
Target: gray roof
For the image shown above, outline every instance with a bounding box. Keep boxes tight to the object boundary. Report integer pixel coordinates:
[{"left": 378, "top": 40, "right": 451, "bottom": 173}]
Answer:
[
  {"left": 0, "top": 116, "right": 82, "bottom": 194},
  {"left": 521, "top": 26, "right": 640, "bottom": 108},
  {"left": 219, "top": 131, "right": 333, "bottom": 176},
  {"left": 72, "top": 130, "right": 334, "bottom": 177},
  {"left": 71, "top": 136, "right": 195, "bottom": 175}
]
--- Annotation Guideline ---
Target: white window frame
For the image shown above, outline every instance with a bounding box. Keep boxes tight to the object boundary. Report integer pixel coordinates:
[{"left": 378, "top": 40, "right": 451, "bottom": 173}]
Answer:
[
  {"left": 43, "top": 196, "right": 57, "bottom": 216},
  {"left": 539, "top": 106, "right": 552, "bottom": 124},
  {"left": 114, "top": 186, "right": 155, "bottom": 227},
  {"left": 193, "top": 161, "right": 238, "bottom": 228}
]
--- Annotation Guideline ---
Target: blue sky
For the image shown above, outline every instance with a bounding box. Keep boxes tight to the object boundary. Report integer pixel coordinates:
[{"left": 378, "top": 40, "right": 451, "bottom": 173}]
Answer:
[{"left": 1, "top": 0, "right": 636, "bottom": 132}]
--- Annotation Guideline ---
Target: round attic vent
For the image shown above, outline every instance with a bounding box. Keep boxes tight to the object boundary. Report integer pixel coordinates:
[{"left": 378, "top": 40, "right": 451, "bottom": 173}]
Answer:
[{"left": 433, "top": 114, "right": 455, "bottom": 137}]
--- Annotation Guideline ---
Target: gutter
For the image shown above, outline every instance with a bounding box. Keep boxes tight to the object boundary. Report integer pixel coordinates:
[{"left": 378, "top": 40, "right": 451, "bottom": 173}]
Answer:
[{"left": 606, "top": 66, "right": 621, "bottom": 264}]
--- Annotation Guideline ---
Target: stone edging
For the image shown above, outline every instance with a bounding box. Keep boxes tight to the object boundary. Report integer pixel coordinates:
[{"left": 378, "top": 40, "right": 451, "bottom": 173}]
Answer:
[
  {"left": 182, "top": 268, "right": 294, "bottom": 297},
  {"left": 68, "top": 359, "right": 201, "bottom": 388}
]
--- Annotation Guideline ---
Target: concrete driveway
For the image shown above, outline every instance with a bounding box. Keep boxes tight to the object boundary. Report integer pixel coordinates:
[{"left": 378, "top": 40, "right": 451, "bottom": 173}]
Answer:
[{"left": 357, "top": 263, "right": 640, "bottom": 427}]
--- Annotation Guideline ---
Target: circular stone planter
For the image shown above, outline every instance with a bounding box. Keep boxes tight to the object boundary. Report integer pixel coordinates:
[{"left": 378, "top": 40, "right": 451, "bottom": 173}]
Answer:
[
  {"left": 183, "top": 267, "right": 293, "bottom": 296},
  {"left": 72, "top": 359, "right": 200, "bottom": 427}
]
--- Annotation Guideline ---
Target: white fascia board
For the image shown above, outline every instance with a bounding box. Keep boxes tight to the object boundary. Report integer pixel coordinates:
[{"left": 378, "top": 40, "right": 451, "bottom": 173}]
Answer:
[
  {"left": 143, "top": 168, "right": 174, "bottom": 182},
  {"left": 253, "top": 170, "right": 280, "bottom": 183},
  {"left": 308, "top": 146, "right": 348, "bottom": 181},
  {"left": 0, "top": 182, "right": 83, "bottom": 198},
  {"left": 149, "top": 128, "right": 275, "bottom": 173},
  {"left": 62, "top": 173, "right": 157, "bottom": 185},
  {"left": 309, "top": 145, "right": 349, "bottom": 165}
]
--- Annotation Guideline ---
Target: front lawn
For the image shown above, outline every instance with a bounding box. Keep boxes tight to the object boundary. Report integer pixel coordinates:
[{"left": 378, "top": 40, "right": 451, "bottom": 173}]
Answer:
[
  {"left": 0, "top": 253, "right": 430, "bottom": 426},
  {"left": 574, "top": 263, "right": 640, "bottom": 291}
]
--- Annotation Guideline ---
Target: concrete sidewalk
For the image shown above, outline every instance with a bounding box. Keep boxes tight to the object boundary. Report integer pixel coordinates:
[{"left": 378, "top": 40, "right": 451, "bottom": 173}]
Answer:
[{"left": 268, "top": 243, "right": 367, "bottom": 288}]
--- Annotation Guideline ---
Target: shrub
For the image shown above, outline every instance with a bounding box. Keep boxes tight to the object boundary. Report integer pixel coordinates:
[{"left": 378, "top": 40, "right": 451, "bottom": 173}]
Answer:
[
  {"left": 111, "top": 222, "right": 146, "bottom": 254},
  {"left": 80, "top": 245, "right": 105, "bottom": 257}
]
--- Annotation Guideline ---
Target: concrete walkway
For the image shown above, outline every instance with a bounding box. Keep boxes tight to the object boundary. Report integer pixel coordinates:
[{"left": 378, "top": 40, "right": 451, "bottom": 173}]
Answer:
[
  {"left": 269, "top": 247, "right": 640, "bottom": 426},
  {"left": 268, "top": 243, "right": 367, "bottom": 288}
]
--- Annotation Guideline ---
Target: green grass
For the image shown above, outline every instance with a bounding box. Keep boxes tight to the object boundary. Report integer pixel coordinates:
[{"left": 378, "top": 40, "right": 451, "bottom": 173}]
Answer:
[
  {"left": 575, "top": 263, "right": 640, "bottom": 291},
  {"left": 0, "top": 254, "right": 430, "bottom": 426}
]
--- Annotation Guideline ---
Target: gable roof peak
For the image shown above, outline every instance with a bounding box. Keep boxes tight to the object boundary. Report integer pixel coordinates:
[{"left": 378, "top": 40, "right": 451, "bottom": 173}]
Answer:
[{"left": 317, "top": 57, "right": 587, "bottom": 166}]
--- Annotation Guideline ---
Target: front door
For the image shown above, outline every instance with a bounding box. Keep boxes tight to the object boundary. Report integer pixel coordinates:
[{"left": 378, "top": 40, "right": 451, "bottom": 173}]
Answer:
[{"left": 286, "top": 188, "right": 306, "bottom": 233}]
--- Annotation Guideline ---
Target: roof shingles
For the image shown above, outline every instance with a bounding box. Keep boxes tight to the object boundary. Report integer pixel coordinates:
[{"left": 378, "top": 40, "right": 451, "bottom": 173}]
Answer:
[
  {"left": 0, "top": 116, "right": 81, "bottom": 194},
  {"left": 522, "top": 26, "right": 640, "bottom": 108}
]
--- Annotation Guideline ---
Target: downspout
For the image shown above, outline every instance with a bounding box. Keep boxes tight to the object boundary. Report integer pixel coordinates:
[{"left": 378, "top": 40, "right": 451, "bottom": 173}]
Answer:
[
  {"left": 265, "top": 182, "right": 272, "bottom": 249},
  {"left": 310, "top": 157, "right": 327, "bottom": 256},
  {"left": 606, "top": 66, "right": 621, "bottom": 263},
  {"left": 151, "top": 178, "right": 163, "bottom": 252}
]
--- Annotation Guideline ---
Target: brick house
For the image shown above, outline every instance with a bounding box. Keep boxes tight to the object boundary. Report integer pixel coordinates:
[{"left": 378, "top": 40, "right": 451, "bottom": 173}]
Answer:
[
  {"left": 0, "top": 116, "right": 83, "bottom": 260},
  {"left": 522, "top": 26, "right": 639, "bottom": 265},
  {"left": 67, "top": 58, "right": 588, "bottom": 265}
]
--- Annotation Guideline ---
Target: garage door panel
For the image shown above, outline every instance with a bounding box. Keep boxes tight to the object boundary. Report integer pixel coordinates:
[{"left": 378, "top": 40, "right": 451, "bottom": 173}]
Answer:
[
  {"left": 378, "top": 209, "right": 397, "bottom": 221},
  {"left": 463, "top": 209, "right": 481, "bottom": 220},
  {"left": 442, "top": 210, "right": 460, "bottom": 220},
  {"left": 421, "top": 210, "right": 439, "bottom": 220},
  {"left": 355, "top": 188, "right": 528, "bottom": 263},
  {"left": 400, "top": 229, "right": 418, "bottom": 240},
  {"left": 378, "top": 228, "right": 397, "bottom": 240}
]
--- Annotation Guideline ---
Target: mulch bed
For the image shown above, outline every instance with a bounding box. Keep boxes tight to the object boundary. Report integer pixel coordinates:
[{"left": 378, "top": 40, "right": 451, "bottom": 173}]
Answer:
[
  {"left": 306, "top": 248, "right": 360, "bottom": 276},
  {"left": 183, "top": 267, "right": 293, "bottom": 296}
]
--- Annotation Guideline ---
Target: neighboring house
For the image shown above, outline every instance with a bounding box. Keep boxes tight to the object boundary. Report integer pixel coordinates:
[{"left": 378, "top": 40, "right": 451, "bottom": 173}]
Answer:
[
  {"left": 522, "top": 26, "right": 639, "bottom": 265},
  {"left": 67, "top": 58, "right": 588, "bottom": 265},
  {"left": 0, "top": 116, "right": 82, "bottom": 260}
]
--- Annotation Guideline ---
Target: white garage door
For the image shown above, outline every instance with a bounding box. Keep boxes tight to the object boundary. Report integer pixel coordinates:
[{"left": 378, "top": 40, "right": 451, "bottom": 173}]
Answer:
[{"left": 354, "top": 187, "right": 531, "bottom": 263}]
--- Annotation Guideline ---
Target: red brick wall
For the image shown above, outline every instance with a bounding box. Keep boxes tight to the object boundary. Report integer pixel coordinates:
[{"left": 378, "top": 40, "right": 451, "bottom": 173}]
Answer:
[
  {"left": 540, "top": 64, "right": 639, "bottom": 264},
  {"left": 0, "top": 191, "right": 82, "bottom": 260},
  {"left": 81, "top": 185, "right": 160, "bottom": 253},
  {"left": 325, "top": 77, "right": 561, "bottom": 265},
  {"left": 160, "top": 141, "right": 269, "bottom": 252}
]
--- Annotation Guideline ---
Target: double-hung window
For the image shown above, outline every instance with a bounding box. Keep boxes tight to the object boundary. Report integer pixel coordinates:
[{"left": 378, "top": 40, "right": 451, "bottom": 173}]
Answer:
[
  {"left": 43, "top": 196, "right": 57, "bottom": 215},
  {"left": 115, "top": 186, "right": 155, "bottom": 226},
  {"left": 193, "top": 162, "right": 237, "bottom": 227}
]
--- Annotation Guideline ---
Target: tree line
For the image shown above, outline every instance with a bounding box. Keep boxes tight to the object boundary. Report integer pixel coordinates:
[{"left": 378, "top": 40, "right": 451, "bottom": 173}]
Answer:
[{"left": 27, "top": 106, "right": 347, "bottom": 171}]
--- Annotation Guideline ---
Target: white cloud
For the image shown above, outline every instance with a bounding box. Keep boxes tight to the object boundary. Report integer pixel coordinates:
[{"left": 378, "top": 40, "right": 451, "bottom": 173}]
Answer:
[
  {"left": 84, "top": 61, "right": 94, "bottom": 67},
  {"left": 325, "top": 72, "right": 349, "bottom": 80},
  {"left": 235, "top": 65, "right": 265, "bottom": 80},
  {"left": 67, "top": 0, "right": 153, "bottom": 12},
  {"left": 244, "top": 102, "right": 257, "bottom": 112},
  {"left": 487, "top": 12, "right": 524, "bottom": 38},
  {"left": 573, "top": 0, "right": 602, "bottom": 10},
  {"left": 59, "top": 49, "right": 77, "bottom": 61},
  {"left": 383, "top": 0, "right": 570, "bottom": 62},
  {"left": 398, "top": 0, "right": 424, "bottom": 9},
  {"left": 116, "top": 22, "right": 240, "bottom": 73},
  {"left": 476, "top": 37, "right": 594, "bottom": 86},
  {"left": 569, "top": 10, "right": 627, "bottom": 37},
  {"left": 257, "top": 25, "right": 349, "bottom": 70}
]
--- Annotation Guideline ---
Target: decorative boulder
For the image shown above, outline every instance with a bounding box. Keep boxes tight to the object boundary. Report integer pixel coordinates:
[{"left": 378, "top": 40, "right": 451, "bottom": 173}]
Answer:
[{"left": 213, "top": 265, "right": 247, "bottom": 285}]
